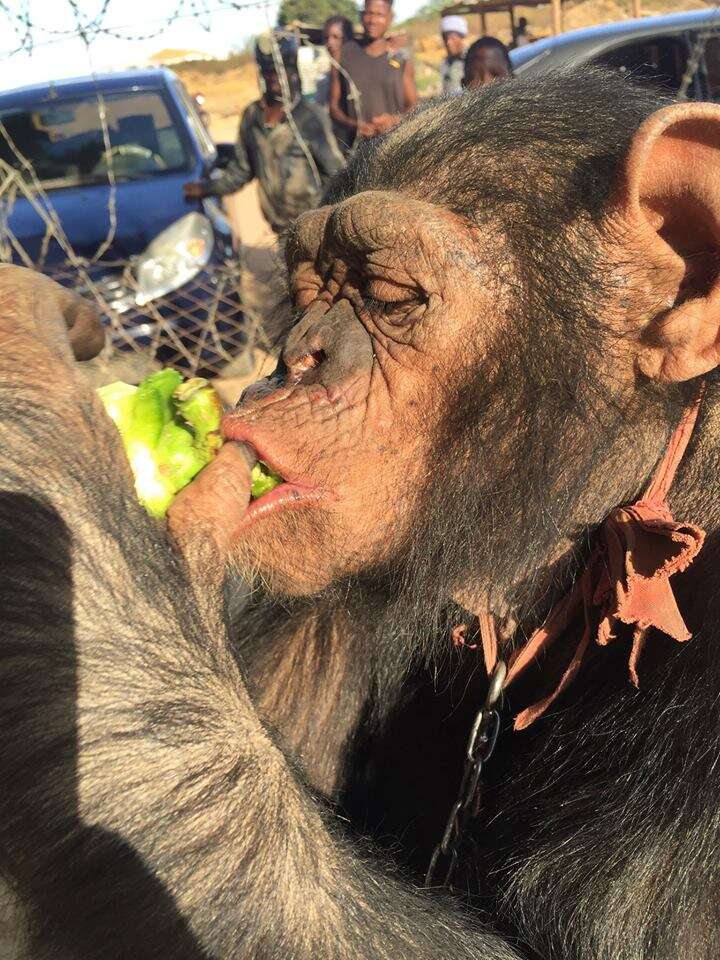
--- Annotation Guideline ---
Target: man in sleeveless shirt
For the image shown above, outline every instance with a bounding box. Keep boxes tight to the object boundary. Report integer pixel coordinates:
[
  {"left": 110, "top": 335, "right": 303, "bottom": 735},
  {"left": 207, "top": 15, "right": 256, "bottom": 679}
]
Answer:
[{"left": 329, "top": 0, "right": 417, "bottom": 145}]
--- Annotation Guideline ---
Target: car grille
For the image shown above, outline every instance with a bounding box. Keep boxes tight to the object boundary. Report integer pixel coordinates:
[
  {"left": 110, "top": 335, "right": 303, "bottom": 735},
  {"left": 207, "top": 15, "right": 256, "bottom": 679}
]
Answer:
[{"left": 47, "top": 259, "right": 250, "bottom": 378}]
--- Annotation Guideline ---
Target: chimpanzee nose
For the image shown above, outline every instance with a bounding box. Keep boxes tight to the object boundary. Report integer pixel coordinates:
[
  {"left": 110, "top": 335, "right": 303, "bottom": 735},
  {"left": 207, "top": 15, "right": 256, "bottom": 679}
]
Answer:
[
  {"left": 282, "top": 298, "right": 373, "bottom": 385},
  {"left": 237, "top": 357, "right": 287, "bottom": 407}
]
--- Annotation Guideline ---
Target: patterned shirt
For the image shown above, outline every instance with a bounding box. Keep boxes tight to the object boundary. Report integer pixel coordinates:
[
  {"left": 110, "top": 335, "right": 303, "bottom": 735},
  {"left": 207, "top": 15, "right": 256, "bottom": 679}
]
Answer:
[
  {"left": 205, "top": 98, "right": 344, "bottom": 233},
  {"left": 441, "top": 55, "right": 465, "bottom": 94}
]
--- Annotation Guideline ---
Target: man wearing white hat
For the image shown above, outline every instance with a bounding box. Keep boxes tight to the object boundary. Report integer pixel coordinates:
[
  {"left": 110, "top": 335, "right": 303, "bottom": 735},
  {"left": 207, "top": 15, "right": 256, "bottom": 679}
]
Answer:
[{"left": 439, "top": 15, "right": 468, "bottom": 94}]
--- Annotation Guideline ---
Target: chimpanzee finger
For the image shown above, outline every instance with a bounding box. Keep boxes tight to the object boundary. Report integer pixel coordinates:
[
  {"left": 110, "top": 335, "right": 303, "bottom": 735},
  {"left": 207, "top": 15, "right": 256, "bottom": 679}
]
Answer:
[
  {"left": 167, "top": 442, "right": 254, "bottom": 578},
  {"left": 0, "top": 265, "right": 104, "bottom": 362},
  {"left": 64, "top": 296, "right": 106, "bottom": 361}
]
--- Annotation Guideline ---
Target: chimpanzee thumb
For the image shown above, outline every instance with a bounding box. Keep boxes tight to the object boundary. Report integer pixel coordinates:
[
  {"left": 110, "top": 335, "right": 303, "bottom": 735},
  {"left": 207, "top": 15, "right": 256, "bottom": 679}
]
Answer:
[{"left": 0, "top": 265, "right": 105, "bottom": 362}]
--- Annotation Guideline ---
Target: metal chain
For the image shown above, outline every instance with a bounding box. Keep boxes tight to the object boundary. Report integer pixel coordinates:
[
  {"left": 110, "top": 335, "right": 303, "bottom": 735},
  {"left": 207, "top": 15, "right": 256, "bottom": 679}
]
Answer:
[{"left": 424, "top": 658, "right": 507, "bottom": 889}]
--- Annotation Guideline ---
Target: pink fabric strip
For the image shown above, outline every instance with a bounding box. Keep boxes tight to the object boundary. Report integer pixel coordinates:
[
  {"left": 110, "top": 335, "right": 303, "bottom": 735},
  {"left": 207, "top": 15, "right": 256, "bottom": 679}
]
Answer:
[{"left": 476, "top": 386, "right": 706, "bottom": 730}]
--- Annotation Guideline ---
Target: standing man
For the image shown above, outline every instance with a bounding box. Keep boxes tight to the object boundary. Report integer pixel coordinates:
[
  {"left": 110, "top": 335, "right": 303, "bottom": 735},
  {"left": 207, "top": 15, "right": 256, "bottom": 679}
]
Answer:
[
  {"left": 183, "top": 33, "right": 344, "bottom": 236},
  {"left": 329, "top": 0, "right": 417, "bottom": 142},
  {"left": 315, "top": 15, "right": 356, "bottom": 155},
  {"left": 439, "top": 15, "right": 468, "bottom": 94}
]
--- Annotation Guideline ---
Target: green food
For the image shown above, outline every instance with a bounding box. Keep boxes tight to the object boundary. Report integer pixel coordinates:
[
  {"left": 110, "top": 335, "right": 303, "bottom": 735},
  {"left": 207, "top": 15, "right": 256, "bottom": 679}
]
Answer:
[
  {"left": 250, "top": 461, "right": 282, "bottom": 500},
  {"left": 174, "top": 377, "right": 224, "bottom": 459},
  {"left": 97, "top": 370, "right": 223, "bottom": 518}
]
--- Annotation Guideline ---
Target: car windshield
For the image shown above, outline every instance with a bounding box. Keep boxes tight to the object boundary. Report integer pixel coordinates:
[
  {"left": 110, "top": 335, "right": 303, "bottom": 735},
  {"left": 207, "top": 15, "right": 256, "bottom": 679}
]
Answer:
[{"left": 0, "top": 90, "right": 191, "bottom": 190}]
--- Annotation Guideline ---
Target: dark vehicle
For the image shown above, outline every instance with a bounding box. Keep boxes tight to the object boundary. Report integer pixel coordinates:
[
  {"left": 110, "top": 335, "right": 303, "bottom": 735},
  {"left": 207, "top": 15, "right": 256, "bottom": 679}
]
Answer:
[
  {"left": 0, "top": 68, "right": 246, "bottom": 375},
  {"left": 511, "top": 8, "right": 720, "bottom": 100}
]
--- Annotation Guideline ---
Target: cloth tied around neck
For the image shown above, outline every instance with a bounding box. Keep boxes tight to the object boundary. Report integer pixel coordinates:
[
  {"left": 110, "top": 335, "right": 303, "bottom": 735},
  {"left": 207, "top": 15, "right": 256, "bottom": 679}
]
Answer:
[
  {"left": 456, "top": 391, "right": 706, "bottom": 731},
  {"left": 499, "top": 499, "right": 704, "bottom": 730}
]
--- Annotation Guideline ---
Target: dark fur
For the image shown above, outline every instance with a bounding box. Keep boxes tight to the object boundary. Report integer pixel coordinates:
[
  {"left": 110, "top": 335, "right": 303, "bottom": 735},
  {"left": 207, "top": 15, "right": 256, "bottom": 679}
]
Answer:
[{"left": 2, "top": 69, "right": 720, "bottom": 959}]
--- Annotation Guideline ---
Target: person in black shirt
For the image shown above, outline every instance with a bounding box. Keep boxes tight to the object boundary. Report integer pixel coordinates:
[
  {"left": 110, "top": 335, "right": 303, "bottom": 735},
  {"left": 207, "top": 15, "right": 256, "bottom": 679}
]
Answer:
[
  {"left": 315, "top": 15, "right": 355, "bottom": 155},
  {"left": 184, "top": 34, "right": 344, "bottom": 235}
]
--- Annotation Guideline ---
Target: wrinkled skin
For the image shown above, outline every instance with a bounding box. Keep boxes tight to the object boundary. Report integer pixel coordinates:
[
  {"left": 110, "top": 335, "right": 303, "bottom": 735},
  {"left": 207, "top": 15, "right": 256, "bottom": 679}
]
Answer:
[
  {"left": 6, "top": 78, "right": 720, "bottom": 960},
  {"left": 174, "top": 195, "right": 489, "bottom": 593},
  {"left": 171, "top": 103, "right": 720, "bottom": 607}
]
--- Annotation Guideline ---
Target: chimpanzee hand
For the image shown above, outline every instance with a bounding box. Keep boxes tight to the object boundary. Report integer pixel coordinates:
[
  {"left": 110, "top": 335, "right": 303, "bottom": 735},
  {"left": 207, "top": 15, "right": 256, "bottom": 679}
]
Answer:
[
  {"left": 0, "top": 264, "right": 105, "bottom": 363},
  {"left": 167, "top": 441, "right": 254, "bottom": 579}
]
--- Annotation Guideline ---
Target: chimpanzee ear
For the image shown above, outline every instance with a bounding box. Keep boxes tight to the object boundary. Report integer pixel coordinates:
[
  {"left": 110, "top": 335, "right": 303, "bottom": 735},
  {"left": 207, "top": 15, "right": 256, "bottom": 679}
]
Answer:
[{"left": 617, "top": 102, "right": 720, "bottom": 382}]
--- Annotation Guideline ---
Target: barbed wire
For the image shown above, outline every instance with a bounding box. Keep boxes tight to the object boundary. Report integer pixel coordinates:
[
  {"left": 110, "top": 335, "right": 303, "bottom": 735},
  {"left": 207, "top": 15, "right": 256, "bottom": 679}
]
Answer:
[
  {"left": 0, "top": 0, "right": 279, "bottom": 58},
  {"left": 0, "top": 0, "right": 281, "bottom": 381}
]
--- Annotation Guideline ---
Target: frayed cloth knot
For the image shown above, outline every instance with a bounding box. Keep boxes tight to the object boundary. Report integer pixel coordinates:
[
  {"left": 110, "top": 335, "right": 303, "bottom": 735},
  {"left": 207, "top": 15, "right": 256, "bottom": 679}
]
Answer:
[{"left": 461, "top": 388, "right": 706, "bottom": 731}]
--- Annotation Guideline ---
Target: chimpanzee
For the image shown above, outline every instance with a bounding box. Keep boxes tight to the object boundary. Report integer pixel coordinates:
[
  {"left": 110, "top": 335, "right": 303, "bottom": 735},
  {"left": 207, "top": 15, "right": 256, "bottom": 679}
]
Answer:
[{"left": 2, "top": 68, "right": 720, "bottom": 959}]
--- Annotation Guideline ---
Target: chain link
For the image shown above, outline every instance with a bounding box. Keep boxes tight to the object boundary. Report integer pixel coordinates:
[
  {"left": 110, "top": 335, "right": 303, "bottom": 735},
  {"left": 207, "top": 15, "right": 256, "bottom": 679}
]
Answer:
[{"left": 424, "top": 659, "right": 506, "bottom": 889}]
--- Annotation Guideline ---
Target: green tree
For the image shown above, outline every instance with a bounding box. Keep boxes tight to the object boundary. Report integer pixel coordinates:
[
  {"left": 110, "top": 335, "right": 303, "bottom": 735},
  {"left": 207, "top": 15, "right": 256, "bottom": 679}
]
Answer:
[{"left": 277, "top": 0, "right": 359, "bottom": 27}]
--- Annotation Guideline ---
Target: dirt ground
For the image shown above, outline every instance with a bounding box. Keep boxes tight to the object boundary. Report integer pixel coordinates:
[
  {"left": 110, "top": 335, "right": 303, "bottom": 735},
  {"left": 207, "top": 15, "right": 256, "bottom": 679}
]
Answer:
[{"left": 212, "top": 182, "right": 285, "bottom": 406}]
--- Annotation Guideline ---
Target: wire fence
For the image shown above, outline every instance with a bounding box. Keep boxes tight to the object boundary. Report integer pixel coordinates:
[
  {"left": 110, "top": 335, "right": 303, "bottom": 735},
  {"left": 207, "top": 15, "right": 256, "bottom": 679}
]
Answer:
[
  {"left": 3, "top": 2, "right": 720, "bottom": 387},
  {"left": 0, "top": 0, "right": 284, "bottom": 383}
]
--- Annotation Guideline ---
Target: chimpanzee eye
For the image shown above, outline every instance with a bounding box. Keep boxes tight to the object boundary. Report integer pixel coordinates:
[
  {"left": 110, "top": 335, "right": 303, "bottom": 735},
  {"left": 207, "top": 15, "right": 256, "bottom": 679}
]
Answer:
[
  {"left": 363, "top": 296, "right": 427, "bottom": 329},
  {"left": 364, "top": 277, "right": 421, "bottom": 305}
]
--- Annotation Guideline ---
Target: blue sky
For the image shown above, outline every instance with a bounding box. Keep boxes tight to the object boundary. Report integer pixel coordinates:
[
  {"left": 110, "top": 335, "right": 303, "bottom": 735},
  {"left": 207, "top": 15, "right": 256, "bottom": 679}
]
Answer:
[{"left": 0, "top": 0, "right": 426, "bottom": 91}]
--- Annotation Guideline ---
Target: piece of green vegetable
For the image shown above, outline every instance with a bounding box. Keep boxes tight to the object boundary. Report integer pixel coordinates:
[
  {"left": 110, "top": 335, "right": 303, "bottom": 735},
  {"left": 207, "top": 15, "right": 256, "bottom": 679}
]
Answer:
[
  {"left": 96, "top": 381, "right": 137, "bottom": 430},
  {"left": 97, "top": 370, "right": 224, "bottom": 518},
  {"left": 250, "top": 461, "right": 282, "bottom": 500},
  {"left": 173, "top": 377, "right": 223, "bottom": 459},
  {"left": 155, "top": 420, "right": 209, "bottom": 493}
]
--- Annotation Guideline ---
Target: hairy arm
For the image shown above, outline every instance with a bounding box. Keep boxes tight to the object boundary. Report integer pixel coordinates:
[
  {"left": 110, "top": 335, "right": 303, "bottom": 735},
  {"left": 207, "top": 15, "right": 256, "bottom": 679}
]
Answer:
[
  {"left": 231, "top": 599, "right": 373, "bottom": 798},
  {"left": 0, "top": 270, "right": 522, "bottom": 959}
]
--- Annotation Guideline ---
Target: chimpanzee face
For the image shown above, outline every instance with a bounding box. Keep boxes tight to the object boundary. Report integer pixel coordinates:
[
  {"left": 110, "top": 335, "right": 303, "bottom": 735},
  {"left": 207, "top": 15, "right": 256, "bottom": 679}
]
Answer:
[
  {"left": 179, "top": 80, "right": 720, "bottom": 609},
  {"left": 222, "top": 193, "right": 494, "bottom": 595}
]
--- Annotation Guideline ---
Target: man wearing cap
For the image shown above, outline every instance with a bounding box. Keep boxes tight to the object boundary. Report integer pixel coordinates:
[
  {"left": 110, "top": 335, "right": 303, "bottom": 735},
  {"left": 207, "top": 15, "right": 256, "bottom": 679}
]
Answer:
[
  {"left": 183, "top": 33, "right": 344, "bottom": 236},
  {"left": 440, "top": 15, "right": 468, "bottom": 94}
]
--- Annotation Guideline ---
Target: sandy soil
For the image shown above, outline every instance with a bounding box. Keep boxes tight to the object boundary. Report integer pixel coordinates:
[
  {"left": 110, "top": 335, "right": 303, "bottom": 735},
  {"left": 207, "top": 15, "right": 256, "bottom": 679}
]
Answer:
[{"left": 212, "top": 182, "right": 285, "bottom": 406}]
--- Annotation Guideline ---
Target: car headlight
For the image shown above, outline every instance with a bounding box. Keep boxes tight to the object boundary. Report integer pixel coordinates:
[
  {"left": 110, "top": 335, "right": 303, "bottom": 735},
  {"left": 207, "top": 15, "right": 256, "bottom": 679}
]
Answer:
[{"left": 134, "top": 213, "right": 213, "bottom": 306}]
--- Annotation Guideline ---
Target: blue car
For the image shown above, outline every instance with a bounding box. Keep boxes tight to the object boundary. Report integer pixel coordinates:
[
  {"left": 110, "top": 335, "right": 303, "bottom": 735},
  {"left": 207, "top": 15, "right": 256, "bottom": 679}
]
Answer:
[{"left": 0, "top": 68, "right": 246, "bottom": 376}]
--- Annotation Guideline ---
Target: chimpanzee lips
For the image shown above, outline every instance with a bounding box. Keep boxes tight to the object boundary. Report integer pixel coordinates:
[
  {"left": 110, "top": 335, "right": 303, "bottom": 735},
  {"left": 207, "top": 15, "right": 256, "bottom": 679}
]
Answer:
[
  {"left": 221, "top": 415, "right": 335, "bottom": 525},
  {"left": 221, "top": 416, "right": 288, "bottom": 486}
]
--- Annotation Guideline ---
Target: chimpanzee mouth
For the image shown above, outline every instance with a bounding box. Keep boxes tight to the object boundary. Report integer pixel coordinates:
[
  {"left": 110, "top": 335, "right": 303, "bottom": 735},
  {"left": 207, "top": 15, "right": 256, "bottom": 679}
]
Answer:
[{"left": 221, "top": 418, "right": 334, "bottom": 527}]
